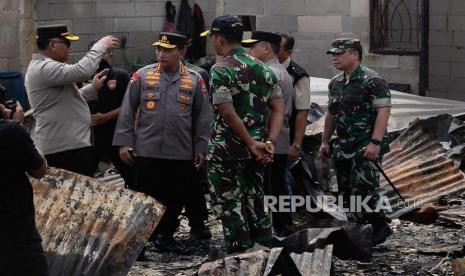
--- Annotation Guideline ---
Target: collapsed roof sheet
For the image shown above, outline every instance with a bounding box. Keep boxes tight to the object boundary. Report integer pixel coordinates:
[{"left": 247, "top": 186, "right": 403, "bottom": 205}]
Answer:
[
  {"left": 380, "top": 119, "right": 465, "bottom": 218},
  {"left": 309, "top": 77, "right": 465, "bottom": 133},
  {"left": 30, "top": 168, "right": 165, "bottom": 276},
  {"left": 198, "top": 245, "right": 334, "bottom": 276}
]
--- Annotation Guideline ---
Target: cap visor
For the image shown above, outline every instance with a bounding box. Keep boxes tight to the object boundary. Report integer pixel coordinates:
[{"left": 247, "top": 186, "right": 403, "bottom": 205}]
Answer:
[
  {"left": 153, "top": 42, "right": 177, "bottom": 48},
  {"left": 326, "top": 48, "right": 344, "bottom": 54},
  {"left": 200, "top": 30, "right": 211, "bottom": 37},
  {"left": 241, "top": 38, "right": 259, "bottom": 47},
  {"left": 64, "top": 35, "right": 80, "bottom": 41}
]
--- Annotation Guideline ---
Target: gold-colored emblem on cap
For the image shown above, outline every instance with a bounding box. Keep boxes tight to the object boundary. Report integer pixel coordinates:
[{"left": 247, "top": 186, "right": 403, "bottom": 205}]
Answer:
[{"left": 161, "top": 35, "right": 169, "bottom": 43}]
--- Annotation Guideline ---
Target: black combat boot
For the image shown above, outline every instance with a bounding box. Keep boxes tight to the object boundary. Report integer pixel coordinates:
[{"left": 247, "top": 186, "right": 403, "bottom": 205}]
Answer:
[
  {"left": 367, "top": 212, "right": 393, "bottom": 245},
  {"left": 190, "top": 225, "right": 212, "bottom": 239}
]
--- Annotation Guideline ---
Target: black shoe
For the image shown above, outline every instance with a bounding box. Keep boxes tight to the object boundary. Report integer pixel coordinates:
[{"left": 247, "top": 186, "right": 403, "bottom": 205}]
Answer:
[
  {"left": 372, "top": 221, "right": 393, "bottom": 245},
  {"left": 205, "top": 247, "right": 227, "bottom": 262},
  {"left": 190, "top": 226, "right": 212, "bottom": 240},
  {"left": 153, "top": 237, "right": 176, "bottom": 252}
]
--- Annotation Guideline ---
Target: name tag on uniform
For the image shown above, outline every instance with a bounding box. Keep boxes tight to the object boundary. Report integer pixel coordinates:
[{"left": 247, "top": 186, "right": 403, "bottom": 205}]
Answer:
[
  {"left": 143, "top": 85, "right": 159, "bottom": 91},
  {"left": 179, "top": 89, "right": 192, "bottom": 95}
]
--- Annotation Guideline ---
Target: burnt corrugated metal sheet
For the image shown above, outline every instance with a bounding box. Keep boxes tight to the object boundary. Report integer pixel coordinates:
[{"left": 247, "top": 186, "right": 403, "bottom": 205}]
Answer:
[
  {"left": 381, "top": 120, "right": 465, "bottom": 218},
  {"left": 289, "top": 245, "right": 333, "bottom": 276},
  {"left": 99, "top": 173, "right": 125, "bottom": 187},
  {"left": 438, "top": 205, "right": 465, "bottom": 227},
  {"left": 199, "top": 245, "right": 334, "bottom": 276},
  {"left": 30, "top": 167, "right": 165, "bottom": 276},
  {"left": 198, "top": 249, "right": 269, "bottom": 276}
]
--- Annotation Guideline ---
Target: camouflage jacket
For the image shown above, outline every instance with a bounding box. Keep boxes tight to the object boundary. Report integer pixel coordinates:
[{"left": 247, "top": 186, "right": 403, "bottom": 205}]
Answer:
[
  {"left": 207, "top": 47, "right": 282, "bottom": 161},
  {"left": 328, "top": 64, "right": 391, "bottom": 160}
]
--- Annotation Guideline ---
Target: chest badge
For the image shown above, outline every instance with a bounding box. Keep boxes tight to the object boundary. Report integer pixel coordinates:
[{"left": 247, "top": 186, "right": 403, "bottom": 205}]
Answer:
[
  {"left": 145, "top": 80, "right": 158, "bottom": 86},
  {"left": 181, "top": 84, "right": 193, "bottom": 89},
  {"left": 146, "top": 100, "right": 156, "bottom": 110},
  {"left": 107, "top": 79, "right": 117, "bottom": 90}
]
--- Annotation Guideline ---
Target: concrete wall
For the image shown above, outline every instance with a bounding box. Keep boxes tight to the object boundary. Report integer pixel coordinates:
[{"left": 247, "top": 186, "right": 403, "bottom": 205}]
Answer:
[
  {"left": 35, "top": 0, "right": 217, "bottom": 72},
  {"left": 7, "top": 0, "right": 462, "bottom": 98},
  {"left": 429, "top": 0, "right": 465, "bottom": 100},
  {"left": 0, "top": 0, "right": 35, "bottom": 73},
  {"left": 223, "top": 0, "right": 420, "bottom": 93}
]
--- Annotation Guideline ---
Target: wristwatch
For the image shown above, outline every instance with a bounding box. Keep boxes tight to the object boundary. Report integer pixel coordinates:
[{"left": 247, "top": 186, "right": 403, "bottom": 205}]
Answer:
[
  {"left": 292, "top": 143, "right": 302, "bottom": 150},
  {"left": 265, "top": 138, "right": 274, "bottom": 145},
  {"left": 371, "top": 138, "right": 381, "bottom": 145}
]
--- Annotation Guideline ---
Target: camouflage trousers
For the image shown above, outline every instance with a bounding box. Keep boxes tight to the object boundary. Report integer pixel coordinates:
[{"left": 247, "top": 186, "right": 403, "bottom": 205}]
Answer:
[
  {"left": 335, "top": 155, "right": 381, "bottom": 220},
  {"left": 207, "top": 159, "right": 272, "bottom": 253}
]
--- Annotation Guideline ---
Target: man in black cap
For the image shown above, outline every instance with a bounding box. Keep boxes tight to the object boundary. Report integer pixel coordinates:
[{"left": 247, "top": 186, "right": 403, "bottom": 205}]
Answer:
[
  {"left": 201, "top": 16, "right": 284, "bottom": 253},
  {"left": 113, "top": 32, "right": 211, "bottom": 252},
  {"left": 243, "top": 31, "right": 296, "bottom": 236},
  {"left": 25, "top": 24, "right": 119, "bottom": 177},
  {"left": 278, "top": 34, "right": 311, "bottom": 161}
]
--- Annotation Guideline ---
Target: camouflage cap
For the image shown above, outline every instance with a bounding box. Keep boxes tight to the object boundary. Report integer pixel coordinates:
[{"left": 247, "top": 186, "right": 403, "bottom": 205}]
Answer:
[{"left": 326, "top": 38, "right": 362, "bottom": 54}]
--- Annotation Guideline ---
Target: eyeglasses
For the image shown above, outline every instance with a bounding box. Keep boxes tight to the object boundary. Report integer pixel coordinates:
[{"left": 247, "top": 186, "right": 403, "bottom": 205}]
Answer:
[{"left": 49, "top": 39, "right": 71, "bottom": 48}]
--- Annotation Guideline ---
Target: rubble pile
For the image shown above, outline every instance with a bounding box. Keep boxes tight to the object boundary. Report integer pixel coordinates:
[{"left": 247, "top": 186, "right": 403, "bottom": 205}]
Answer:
[
  {"left": 28, "top": 90, "right": 465, "bottom": 275},
  {"left": 127, "top": 114, "right": 465, "bottom": 276}
]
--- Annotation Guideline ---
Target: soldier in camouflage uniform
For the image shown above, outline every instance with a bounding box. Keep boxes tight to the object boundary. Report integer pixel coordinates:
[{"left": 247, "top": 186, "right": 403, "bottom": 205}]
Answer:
[
  {"left": 201, "top": 15, "right": 285, "bottom": 253},
  {"left": 319, "top": 38, "right": 392, "bottom": 245}
]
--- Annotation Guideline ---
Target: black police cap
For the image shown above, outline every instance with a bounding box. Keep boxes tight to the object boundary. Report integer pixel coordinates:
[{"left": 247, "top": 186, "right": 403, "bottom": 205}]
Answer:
[
  {"left": 36, "top": 24, "right": 79, "bottom": 41},
  {"left": 200, "top": 15, "right": 244, "bottom": 37},
  {"left": 242, "top": 31, "right": 281, "bottom": 47},
  {"left": 153, "top": 32, "right": 188, "bottom": 48}
]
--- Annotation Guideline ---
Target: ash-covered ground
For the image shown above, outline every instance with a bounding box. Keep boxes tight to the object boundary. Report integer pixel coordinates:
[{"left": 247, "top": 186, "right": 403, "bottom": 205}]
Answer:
[{"left": 128, "top": 210, "right": 465, "bottom": 276}]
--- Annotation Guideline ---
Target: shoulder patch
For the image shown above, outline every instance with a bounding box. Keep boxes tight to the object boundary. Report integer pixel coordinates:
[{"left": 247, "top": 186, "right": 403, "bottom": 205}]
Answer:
[
  {"left": 130, "top": 72, "right": 140, "bottom": 87},
  {"left": 198, "top": 78, "right": 208, "bottom": 94},
  {"left": 362, "top": 67, "right": 379, "bottom": 80},
  {"left": 130, "top": 73, "right": 140, "bottom": 82}
]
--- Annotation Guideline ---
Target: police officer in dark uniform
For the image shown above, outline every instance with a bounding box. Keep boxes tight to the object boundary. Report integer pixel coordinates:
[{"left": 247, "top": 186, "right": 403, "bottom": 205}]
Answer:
[{"left": 113, "top": 32, "right": 211, "bottom": 251}]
